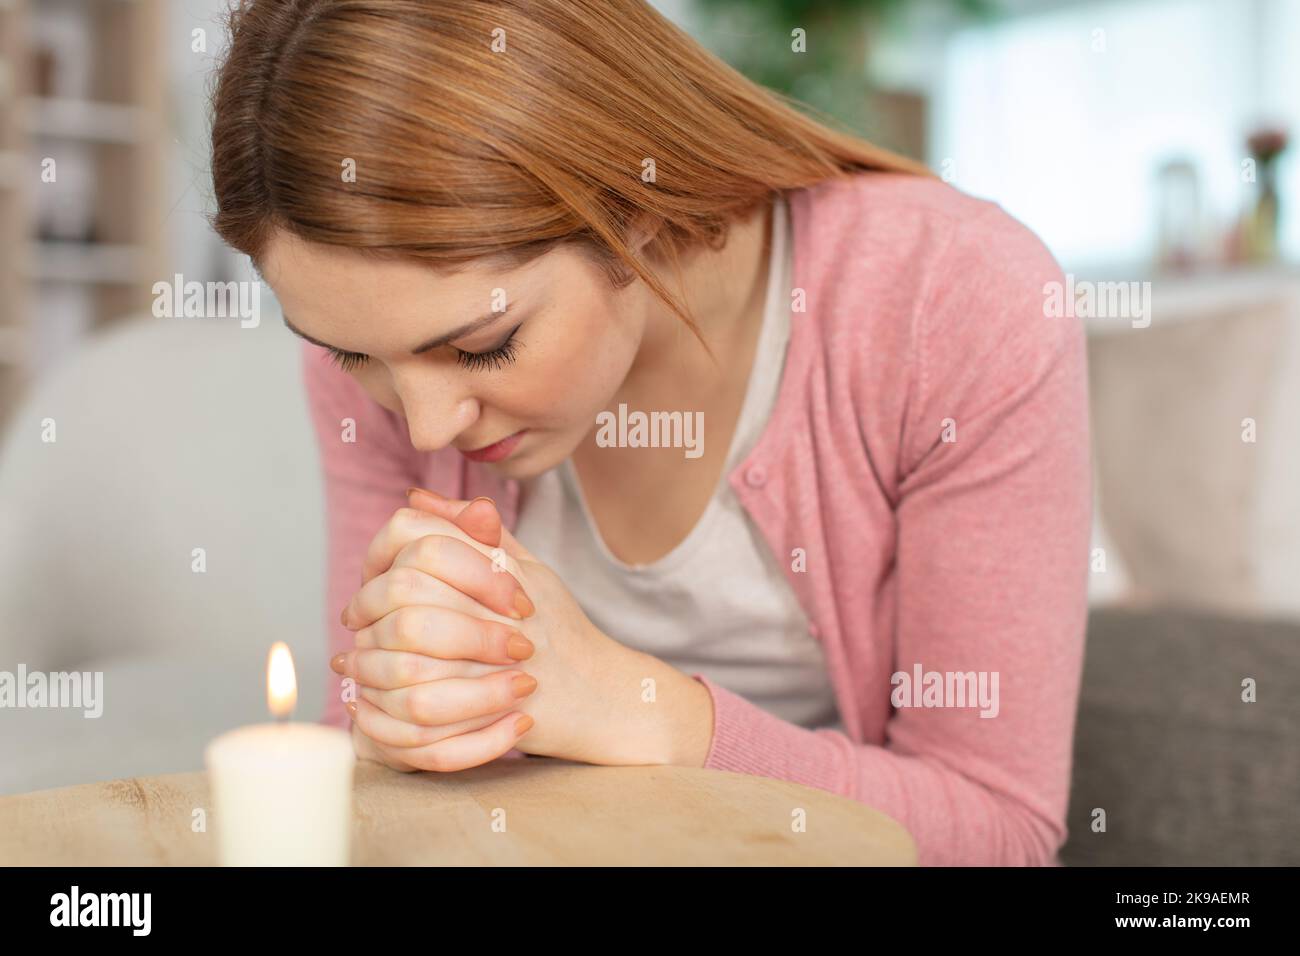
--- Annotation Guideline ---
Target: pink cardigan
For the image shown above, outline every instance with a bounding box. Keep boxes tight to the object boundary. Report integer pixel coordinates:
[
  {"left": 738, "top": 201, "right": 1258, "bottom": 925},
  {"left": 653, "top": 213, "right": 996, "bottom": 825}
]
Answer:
[{"left": 301, "top": 172, "right": 1092, "bottom": 866}]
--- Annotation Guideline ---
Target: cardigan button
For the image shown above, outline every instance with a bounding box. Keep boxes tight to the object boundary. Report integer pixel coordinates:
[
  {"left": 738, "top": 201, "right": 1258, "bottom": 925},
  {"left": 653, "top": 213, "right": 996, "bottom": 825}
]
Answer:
[{"left": 744, "top": 465, "right": 767, "bottom": 488}]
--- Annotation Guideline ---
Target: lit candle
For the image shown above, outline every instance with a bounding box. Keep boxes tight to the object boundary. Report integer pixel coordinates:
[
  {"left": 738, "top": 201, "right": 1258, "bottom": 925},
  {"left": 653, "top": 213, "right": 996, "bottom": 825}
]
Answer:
[{"left": 204, "top": 643, "right": 355, "bottom": 866}]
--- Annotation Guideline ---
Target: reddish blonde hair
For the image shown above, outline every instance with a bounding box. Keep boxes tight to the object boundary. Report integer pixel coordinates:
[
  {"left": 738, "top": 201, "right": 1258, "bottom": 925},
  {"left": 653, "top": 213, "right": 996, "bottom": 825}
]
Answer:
[{"left": 210, "top": 0, "right": 932, "bottom": 334}]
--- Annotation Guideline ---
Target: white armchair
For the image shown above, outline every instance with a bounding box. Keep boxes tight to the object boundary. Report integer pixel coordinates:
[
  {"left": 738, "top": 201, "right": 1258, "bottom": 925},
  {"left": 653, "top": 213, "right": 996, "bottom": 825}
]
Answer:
[{"left": 0, "top": 314, "right": 329, "bottom": 795}]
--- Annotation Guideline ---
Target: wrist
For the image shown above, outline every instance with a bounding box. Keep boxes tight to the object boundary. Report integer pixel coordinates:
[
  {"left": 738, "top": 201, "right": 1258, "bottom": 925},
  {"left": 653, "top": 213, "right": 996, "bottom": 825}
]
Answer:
[
  {"left": 542, "top": 631, "right": 716, "bottom": 768},
  {"left": 630, "top": 652, "right": 714, "bottom": 768}
]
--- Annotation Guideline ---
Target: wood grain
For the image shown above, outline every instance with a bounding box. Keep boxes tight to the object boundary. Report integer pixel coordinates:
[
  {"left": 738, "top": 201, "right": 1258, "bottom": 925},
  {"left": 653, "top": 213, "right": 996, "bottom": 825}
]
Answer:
[{"left": 0, "top": 759, "right": 916, "bottom": 866}]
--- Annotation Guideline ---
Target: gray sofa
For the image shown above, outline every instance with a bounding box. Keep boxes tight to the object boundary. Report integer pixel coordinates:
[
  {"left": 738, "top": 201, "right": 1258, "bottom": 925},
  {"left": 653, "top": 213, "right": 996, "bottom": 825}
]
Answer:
[{"left": 1062, "top": 605, "right": 1300, "bottom": 866}]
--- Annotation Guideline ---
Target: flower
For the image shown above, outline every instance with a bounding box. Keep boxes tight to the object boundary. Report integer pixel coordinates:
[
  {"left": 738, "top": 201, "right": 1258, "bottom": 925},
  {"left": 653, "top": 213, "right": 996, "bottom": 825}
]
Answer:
[{"left": 1247, "top": 128, "right": 1289, "bottom": 163}]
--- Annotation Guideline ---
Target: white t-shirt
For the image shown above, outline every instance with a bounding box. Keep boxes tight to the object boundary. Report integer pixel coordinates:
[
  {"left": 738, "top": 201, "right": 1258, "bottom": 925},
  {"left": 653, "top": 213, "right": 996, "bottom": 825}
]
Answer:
[{"left": 513, "top": 194, "right": 841, "bottom": 730}]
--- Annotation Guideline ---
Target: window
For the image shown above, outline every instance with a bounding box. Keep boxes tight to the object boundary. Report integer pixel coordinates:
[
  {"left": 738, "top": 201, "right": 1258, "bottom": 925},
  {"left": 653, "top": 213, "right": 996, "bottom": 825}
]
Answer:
[{"left": 932, "top": 0, "right": 1298, "bottom": 273}]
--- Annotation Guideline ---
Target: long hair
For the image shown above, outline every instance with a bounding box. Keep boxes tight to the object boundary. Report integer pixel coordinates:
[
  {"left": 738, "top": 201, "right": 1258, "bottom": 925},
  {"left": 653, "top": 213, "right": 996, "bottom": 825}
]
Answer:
[{"left": 210, "top": 0, "right": 933, "bottom": 336}]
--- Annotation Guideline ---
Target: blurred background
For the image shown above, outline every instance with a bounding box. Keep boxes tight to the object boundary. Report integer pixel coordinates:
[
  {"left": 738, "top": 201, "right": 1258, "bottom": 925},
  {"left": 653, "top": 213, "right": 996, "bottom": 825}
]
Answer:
[{"left": 0, "top": 0, "right": 1296, "bottom": 864}]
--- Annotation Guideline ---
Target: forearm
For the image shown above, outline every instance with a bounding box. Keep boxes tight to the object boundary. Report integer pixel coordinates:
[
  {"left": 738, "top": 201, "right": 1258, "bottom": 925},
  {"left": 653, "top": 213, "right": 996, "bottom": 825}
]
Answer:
[{"left": 696, "top": 675, "right": 1063, "bottom": 866}]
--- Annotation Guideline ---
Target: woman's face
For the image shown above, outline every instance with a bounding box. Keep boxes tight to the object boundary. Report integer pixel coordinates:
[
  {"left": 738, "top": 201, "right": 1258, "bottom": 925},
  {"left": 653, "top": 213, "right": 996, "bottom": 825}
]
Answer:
[{"left": 260, "top": 230, "right": 652, "bottom": 480}]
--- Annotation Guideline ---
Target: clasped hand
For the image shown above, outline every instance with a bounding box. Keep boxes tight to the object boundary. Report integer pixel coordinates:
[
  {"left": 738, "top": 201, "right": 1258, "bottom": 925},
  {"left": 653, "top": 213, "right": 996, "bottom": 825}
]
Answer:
[{"left": 331, "top": 488, "right": 709, "bottom": 772}]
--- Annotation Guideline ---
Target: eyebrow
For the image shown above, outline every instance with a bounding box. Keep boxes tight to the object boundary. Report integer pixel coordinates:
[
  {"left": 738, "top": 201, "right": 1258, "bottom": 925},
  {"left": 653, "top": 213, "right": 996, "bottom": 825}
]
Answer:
[{"left": 281, "top": 307, "right": 516, "bottom": 355}]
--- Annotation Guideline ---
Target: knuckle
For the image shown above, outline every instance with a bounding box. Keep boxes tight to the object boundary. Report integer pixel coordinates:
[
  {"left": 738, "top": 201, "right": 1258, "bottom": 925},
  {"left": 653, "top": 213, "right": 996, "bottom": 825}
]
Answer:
[
  {"left": 383, "top": 576, "right": 406, "bottom": 607},
  {"left": 392, "top": 507, "right": 424, "bottom": 533},
  {"left": 422, "top": 750, "right": 451, "bottom": 772},
  {"left": 396, "top": 653, "right": 422, "bottom": 686},
  {"left": 393, "top": 606, "right": 424, "bottom": 648},
  {"left": 416, "top": 533, "right": 447, "bottom": 567},
  {"left": 407, "top": 687, "right": 440, "bottom": 725},
  {"left": 385, "top": 567, "right": 422, "bottom": 605},
  {"left": 425, "top": 745, "right": 468, "bottom": 773}
]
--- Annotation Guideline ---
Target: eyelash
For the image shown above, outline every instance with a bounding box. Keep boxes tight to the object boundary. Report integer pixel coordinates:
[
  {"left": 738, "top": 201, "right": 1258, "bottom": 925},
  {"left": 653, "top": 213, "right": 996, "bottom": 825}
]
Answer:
[
  {"left": 327, "top": 349, "right": 369, "bottom": 373},
  {"left": 457, "top": 331, "right": 523, "bottom": 372},
  {"left": 325, "top": 327, "right": 523, "bottom": 374}
]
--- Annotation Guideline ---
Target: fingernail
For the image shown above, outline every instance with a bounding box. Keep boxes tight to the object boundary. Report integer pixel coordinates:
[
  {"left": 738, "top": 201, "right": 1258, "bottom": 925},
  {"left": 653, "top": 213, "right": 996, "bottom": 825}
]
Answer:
[
  {"left": 407, "top": 486, "right": 443, "bottom": 499},
  {"left": 514, "top": 715, "right": 535, "bottom": 736},
  {"left": 506, "top": 632, "right": 534, "bottom": 661},
  {"left": 329, "top": 653, "right": 346, "bottom": 674},
  {"left": 469, "top": 495, "right": 496, "bottom": 508},
  {"left": 339, "top": 605, "right": 350, "bottom": 627},
  {"left": 345, "top": 701, "right": 358, "bottom": 715},
  {"left": 513, "top": 589, "right": 536, "bottom": 619},
  {"left": 511, "top": 674, "right": 538, "bottom": 698}
]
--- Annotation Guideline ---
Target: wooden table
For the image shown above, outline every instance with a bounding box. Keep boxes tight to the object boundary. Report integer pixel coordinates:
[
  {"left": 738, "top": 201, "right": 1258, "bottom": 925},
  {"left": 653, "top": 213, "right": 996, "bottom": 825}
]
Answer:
[{"left": 0, "top": 759, "right": 915, "bottom": 866}]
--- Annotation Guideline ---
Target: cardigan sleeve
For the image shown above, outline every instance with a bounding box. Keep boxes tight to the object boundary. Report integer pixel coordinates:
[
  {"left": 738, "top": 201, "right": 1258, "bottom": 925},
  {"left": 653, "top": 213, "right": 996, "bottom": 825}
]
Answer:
[
  {"left": 299, "top": 341, "right": 424, "bottom": 731},
  {"left": 694, "top": 204, "right": 1091, "bottom": 866}
]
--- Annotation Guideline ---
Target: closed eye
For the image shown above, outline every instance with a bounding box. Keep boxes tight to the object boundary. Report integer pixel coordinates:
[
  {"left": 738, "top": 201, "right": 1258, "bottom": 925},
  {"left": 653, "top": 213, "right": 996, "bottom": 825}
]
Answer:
[
  {"left": 325, "top": 324, "right": 523, "bottom": 373},
  {"left": 455, "top": 325, "right": 523, "bottom": 372},
  {"left": 325, "top": 347, "right": 369, "bottom": 373}
]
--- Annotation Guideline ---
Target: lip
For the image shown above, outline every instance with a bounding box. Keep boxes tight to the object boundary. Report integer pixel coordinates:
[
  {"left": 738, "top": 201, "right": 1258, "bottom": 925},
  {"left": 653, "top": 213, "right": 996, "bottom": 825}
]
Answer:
[{"left": 458, "top": 430, "right": 526, "bottom": 463}]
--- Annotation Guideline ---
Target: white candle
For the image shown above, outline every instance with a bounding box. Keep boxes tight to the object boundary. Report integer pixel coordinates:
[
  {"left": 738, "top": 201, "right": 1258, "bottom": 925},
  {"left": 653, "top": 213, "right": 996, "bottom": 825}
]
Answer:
[{"left": 204, "top": 643, "right": 355, "bottom": 866}]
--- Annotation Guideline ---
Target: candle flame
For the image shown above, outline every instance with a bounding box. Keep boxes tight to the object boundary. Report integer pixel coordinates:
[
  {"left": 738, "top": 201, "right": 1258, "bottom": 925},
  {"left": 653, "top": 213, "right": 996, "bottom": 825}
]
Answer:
[{"left": 267, "top": 642, "right": 297, "bottom": 719}]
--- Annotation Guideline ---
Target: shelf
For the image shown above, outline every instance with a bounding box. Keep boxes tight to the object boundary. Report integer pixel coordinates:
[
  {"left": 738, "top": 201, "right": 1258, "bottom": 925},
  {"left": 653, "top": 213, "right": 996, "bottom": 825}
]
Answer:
[
  {"left": 24, "top": 97, "right": 143, "bottom": 144},
  {"left": 1, "top": 0, "right": 166, "bottom": 425},
  {"left": 27, "top": 241, "right": 142, "bottom": 284}
]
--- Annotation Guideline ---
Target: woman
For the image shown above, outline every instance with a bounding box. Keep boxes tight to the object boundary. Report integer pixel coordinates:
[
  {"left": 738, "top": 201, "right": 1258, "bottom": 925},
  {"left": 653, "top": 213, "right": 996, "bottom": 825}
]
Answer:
[{"left": 210, "top": 0, "right": 1090, "bottom": 866}]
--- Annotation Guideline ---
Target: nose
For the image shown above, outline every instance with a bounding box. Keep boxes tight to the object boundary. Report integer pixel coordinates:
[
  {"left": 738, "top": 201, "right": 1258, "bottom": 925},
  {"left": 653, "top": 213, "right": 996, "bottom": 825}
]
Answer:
[{"left": 390, "top": 368, "right": 479, "bottom": 453}]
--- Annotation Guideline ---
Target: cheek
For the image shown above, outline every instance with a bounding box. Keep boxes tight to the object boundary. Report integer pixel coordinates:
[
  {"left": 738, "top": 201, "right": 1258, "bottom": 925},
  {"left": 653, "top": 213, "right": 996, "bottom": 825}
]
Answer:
[{"left": 509, "top": 302, "right": 638, "bottom": 422}]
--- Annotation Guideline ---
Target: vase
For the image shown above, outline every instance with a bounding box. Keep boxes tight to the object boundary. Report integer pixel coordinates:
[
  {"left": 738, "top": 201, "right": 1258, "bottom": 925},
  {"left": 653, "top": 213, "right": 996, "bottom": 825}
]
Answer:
[{"left": 1245, "top": 159, "right": 1280, "bottom": 263}]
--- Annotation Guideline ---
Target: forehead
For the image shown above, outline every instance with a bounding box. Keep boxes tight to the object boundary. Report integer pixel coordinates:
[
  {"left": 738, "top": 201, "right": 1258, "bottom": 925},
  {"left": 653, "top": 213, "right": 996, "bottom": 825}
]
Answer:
[
  {"left": 260, "top": 231, "right": 497, "bottom": 299},
  {"left": 258, "top": 229, "right": 598, "bottom": 297},
  {"left": 269, "top": 237, "right": 511, "bottom": 335},
  {"left": 257, "top": 229, "right": 587, "bottom": 350}
]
